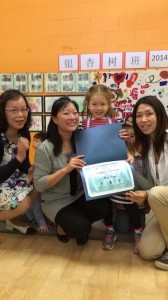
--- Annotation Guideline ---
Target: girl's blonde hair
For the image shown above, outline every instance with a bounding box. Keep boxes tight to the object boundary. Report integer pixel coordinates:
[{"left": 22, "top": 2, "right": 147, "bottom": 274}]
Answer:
[{"left": 82, "top": 84, "right": 113, "bottom": 118}]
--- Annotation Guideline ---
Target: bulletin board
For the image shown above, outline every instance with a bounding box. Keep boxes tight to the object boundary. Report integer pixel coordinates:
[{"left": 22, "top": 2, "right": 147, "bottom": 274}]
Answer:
[
  {"left": 92, "top": 69, "right": 168, "bottom": 121},
  {"left": 5, "top": 68, "right": 165, "bottom": 164},
  {"left": 1, "top": 69, "right": 168, "bottom": 132}
]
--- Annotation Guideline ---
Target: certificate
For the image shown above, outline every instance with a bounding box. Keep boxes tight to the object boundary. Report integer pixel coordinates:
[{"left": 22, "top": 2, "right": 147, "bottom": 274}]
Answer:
[{"left": 81, "top": 161, "right": 134, "bottom": 200}]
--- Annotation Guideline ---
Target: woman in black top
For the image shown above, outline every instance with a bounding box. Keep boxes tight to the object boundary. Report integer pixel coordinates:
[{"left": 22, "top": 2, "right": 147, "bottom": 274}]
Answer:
[{"left": 0, "top": 89, "right": 37, "bottom": 227}]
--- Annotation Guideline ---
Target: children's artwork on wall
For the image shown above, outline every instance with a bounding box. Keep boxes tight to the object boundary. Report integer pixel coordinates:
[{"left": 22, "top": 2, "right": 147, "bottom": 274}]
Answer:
[
  {"left": 44, "top": 96, "right": 60, "bottom": 113},
  {"left": 45, "top": 73, "right": 60, "bottom": 92},
  {"left": 26, "top": 96, "right": 43, "bottom": 113},
  {"left": 28, "top": 73, "right": 43, "bottom": 93},
  {"left": 29, "top": 115, "right": 43, "bottom": 131},
  {"left": 91, "top": 69, "right": 168, "bottom": 121},
  {"left": 75, "top": 72, "right": 91, "bottom": 92},
  {"left": 13, "top": 73, "right": 28, "bottom": 93},
  {"left": 44, "top": 115, "right": 51, "bottom": 131},
  {"left": 71, "top": 95, "right": 85, "bottom": 113},
  {"left": 60, "top": 72, "right": 76, "bottom": 92},
  {"left": 0, "top": 74, "right": 13, "bottom": 92}
]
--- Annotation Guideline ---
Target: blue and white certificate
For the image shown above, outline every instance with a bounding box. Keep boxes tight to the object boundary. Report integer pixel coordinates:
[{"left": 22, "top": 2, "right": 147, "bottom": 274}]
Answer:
[{"left": 81, "top": 160, "right": 134, "bottom": 200}]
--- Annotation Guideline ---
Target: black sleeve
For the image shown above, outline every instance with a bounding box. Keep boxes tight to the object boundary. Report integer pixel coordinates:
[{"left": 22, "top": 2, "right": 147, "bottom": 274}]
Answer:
[
  {"left": 0, "top": 157, "right": 23, "bottom": 184},
  {"left": 18, "top": 157, "right": 31, "bottom": 174},
  {"left": 17, "top": 129, "right": 31, "bottom": 174},
  {"left": 0, "top": 136, "right": 22, "bottom": 183},
  {"left": 0, "top": 130, "right": 31, "bottom": 183}
]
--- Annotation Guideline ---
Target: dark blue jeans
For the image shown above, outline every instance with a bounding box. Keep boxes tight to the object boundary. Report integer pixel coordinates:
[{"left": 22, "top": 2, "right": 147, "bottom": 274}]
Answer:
[{"left": 113, "top": 208, "right": 145, "bottom": 233}]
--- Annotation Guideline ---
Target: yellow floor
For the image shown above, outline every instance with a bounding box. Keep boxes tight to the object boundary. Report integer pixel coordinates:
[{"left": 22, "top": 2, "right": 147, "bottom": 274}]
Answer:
[{"left": 0, "top": 233, "right": 168, "bottom": 300}]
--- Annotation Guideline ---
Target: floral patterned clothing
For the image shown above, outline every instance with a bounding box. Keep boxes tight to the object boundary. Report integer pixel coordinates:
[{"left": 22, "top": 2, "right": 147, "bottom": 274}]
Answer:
[{"left": 0, "top": 133, "right": 33, "bottom": 210}]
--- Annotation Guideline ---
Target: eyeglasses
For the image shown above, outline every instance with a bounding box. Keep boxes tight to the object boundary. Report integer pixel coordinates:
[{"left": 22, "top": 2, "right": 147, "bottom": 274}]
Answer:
[{"left": 5, "top": 108, "right": 29, "bottom": 115}]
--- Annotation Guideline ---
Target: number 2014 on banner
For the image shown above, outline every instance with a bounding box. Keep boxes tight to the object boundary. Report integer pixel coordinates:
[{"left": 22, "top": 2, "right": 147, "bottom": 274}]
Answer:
[{"left": 149, "top": 50, "right": 168, "bottom": 67}]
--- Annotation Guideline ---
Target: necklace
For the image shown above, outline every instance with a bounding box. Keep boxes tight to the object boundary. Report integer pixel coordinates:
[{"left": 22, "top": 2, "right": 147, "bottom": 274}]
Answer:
[
  {"left": 5, "top": 133, "right": 19, "bottom": 144},
  {"left": 63, "top": 151, "right": 75, "bottom": 159}
]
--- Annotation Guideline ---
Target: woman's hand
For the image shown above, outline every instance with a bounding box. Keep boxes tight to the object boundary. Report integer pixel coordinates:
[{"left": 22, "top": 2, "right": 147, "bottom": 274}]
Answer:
[
  {"left": 119, "top": 128, "right": 130, "bottom": 142},
  {"left": 125, "top": 190, "right": 147, "bottom": 205},
  {"left": 65, "top": 155, "right": 86, "bottom": 172},
  {"left": 16, "top": 137, "right": 30, "bottom": 163},
  {"left": 44, "top": 155, "right": 86, "bottom": 189}
]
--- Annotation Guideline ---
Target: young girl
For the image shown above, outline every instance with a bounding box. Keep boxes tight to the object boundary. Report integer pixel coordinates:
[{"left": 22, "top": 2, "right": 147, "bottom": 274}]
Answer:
[
  {"left": 81, "top": 84, "right": 142, "bottom": 253},
  {"left": 0, "top": 89, "right": 38, "bottom": 233},
  {"left": 82, "top": 84, "right": 132, "bottom": 157}
]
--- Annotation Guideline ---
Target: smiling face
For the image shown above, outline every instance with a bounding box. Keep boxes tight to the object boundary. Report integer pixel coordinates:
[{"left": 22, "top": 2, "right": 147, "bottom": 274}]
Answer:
[
  {"left": 136, "top": 104, "right": 157, "bottom": 138},
  {"left": 88, "top": 93, "right": 109, "bottom": 119},
  {"left": 52, "top": 102, "right": 79, "bottom": 134},
  {"left": 5, "top": 96, "right": 29, "bottom": 133}
]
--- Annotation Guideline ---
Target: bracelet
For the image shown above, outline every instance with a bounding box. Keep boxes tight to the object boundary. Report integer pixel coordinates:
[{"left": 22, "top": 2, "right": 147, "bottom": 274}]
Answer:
[{"left": 145, "top": 190, "right": 148, "bottom": 201}]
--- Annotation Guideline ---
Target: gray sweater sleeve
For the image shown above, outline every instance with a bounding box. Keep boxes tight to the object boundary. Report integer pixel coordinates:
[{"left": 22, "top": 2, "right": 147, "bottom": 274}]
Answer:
[
  {"left": 133, "top": 156, "right": 155, "bottom": 191},
  {"left": 133, "top": 169, "right": 154, "bottom": 190},
  {"left": 33, "top": 143, "right": 53, "bottom": 192}
]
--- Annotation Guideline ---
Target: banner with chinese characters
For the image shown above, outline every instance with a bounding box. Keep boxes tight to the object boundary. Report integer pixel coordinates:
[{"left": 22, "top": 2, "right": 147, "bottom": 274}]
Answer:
[{"left": 59, "top": 51, "right": 168, "bottom": 71}]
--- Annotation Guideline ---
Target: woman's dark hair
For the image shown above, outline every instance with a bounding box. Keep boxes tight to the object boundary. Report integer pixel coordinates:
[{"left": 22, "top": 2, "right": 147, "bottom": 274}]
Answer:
[
  {"left": 132, "top": 95, "right": 168, "bottom": 157},
  {"left": 0, "top": 89, "right": 31, "bottom": 132},
  {"left": 47, "top": 96, "right": 79, "bottom": 156}
]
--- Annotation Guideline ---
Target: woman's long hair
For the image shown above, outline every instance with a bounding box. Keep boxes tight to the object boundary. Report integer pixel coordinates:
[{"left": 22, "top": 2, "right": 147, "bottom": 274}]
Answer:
[
  {"left": 47, "top": 96, "right": 79, "bottom": 156},
  {"left": 132, "top": 96, "right": 168, "bottom": 157}
]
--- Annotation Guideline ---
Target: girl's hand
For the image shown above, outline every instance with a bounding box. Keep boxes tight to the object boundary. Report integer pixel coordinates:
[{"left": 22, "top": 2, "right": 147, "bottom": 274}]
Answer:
[
  {"left": 119, "top": 128, "right": 130, "bottom": 142},
  {"left": 38, "top": 224, "right": 52, "bottom": 233},
  {"left": 125, "top": 190, "right": 147, "bottom": 205},
  {"left": 126, "top": 154, "right": 134, "bottom": 164}
]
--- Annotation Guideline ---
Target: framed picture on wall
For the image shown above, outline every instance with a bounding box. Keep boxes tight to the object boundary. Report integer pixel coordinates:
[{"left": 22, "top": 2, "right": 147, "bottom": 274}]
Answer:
[
  {"left": 60, "top": 72, "right": 76, "bottom": 92},
  {"left": 0, "top": 73, "right": 13, "bottom": 92},
  {"left": 44, "top": 96, "right": 60, "bottom": 113},
  {"left": 13, "top": 73, "right": 28, "bottom": 93},
  {"left": 29, "top": 115, "right": 43, "bottom": 132},
  {"left": 45, "top": 73, "right": 61, "bottom": 92},
  {"left": 75, "top": 72, "right": 91, "bottom": 92},
  {"left": 26, "top": 96, "right": 43, "bottom": 113},
  {"left": 28, "top": 73, "right": 43, "bottom": 93},
  {"left": 44, "top": 115, "right": 51, "bottom": 131},
  {"left": 71, "top": 95, "right": 85, "bottom": 113}
]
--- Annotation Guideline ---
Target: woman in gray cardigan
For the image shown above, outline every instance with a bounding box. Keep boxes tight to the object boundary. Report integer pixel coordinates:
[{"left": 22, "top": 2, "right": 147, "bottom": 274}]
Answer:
[{"left": 33, "top": 96, "right": 111, "bottom": 245}]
